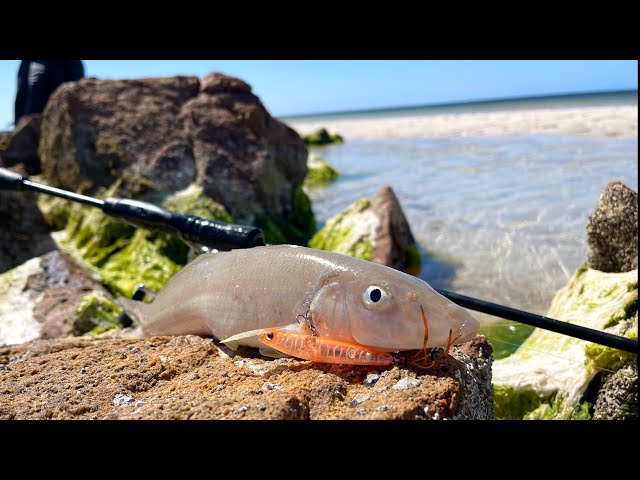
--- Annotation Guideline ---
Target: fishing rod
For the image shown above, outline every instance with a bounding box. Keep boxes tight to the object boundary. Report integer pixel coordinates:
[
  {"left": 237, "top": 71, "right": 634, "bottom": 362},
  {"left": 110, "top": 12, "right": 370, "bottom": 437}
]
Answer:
[
  {"left": 0, "top": 168, "right": 265, "bottom": 251},
  {"left": 435, "top": 289, "right": 637, "bottom": 355},
  {"left": 1, "top": 167, "right": 637, "bottom": 355}
]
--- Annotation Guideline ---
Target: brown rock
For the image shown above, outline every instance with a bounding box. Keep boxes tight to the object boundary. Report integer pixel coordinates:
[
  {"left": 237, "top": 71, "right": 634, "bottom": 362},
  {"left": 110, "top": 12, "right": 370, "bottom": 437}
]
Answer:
[
  {"left": 587, "top": 182, "right": 638, "bottom": 272},
  {"left": 178, "top": 86, "right": 307, "bottom": 226},
  {"left": 0, "top": 335, "right": 493, "bottom": 420},
  {"left": 0, "top": 114, "right": 42, "bottom": 174},
  {"left": 38, "top": 72, "right": 310, "bottom": 238},
  {"left": 200, "top": 72, "right": 251, "bottom": 95},
  {"left": 371, "top": 185, "right": 418, "bottom": 271},
  {"left": 309, "top": 185, "right": 420, "bottom": 272},
  {"left": 0, "top": 188, "right": 57, "bottom": 273},
  {"left": 40, "top": 76, "right": 200, "bottom": 194}
]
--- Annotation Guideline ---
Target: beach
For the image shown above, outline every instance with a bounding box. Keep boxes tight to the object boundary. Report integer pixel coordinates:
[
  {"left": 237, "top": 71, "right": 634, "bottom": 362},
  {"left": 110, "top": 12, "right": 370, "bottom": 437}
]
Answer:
[{"left": 287, "top": 105, "right": 638, "bottom": 140}]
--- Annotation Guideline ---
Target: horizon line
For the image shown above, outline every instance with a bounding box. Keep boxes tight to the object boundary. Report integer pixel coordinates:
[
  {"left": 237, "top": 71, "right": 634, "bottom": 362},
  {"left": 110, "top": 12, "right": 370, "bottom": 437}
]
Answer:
[{"left": 278, "top": 88, "right": 638, "bottom": 120}]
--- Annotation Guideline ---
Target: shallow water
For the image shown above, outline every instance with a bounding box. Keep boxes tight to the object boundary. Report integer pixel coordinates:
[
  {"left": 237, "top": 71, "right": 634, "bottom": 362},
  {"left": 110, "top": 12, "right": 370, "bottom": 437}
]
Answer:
[{"left": 306, "top": 135, "right": 638, "bottom": 355}]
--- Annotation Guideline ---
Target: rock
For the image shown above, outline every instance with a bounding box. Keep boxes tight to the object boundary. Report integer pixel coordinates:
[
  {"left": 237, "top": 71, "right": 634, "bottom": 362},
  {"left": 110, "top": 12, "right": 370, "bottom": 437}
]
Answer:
[
  {"left": 587, "top": 182, "right": 638, "bottom": 273},
  {"left": 0, "top": 250, "right": 120, "bottom": 346},
  {"left": 302, "top": 128, "right": 344, "bottom": 146},
  {"left": 51, "top": 184, "right": 232, "bottom": 298},
  {"left": 200, "top": 72, "right": 252, "bottom": 95},
  {"left": 0, "top": 114, "right": 41, "bottom": 174},
  {"left": 39, "top": 72, "right": 314, "bottom": 244},
  {"left": 0, "top": 131, "right": 11, "bottom": 155},
  {"left": 0, "top": 186, "right": 57, "bottom": 273},
  {"left": 493, "top": 266, "right": 638, "bottom": 420},
  {"left": 303, "top": 153, "right": 340, "bottom": 189},
  {"left": 593, "top": 359, "right": 638, "bottom": 420},
  {"left": 309, "top": 185, "right": 421, "bottom": 272},
  {"left": 0, "top": 335, "right": 493, "bottom": 419},
  {"left": 40, "top": 76, "right": 200, "bottom": 194}
]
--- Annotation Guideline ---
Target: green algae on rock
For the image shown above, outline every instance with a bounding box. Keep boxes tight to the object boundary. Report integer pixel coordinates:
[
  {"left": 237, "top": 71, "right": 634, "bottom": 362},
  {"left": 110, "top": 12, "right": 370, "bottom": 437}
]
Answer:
[
  {"left": 72, "top": 293, "right": 123, "bottom": 336},
  {"left": 52, "top": 184, "right": 232, "bottom": 298},
  {"left": 258, "top": 186, "right": 316, "bottom": 245},
  {"left": 493, "top": 267, "right": 638, "bottom": 420},
  {"left": 303, "top": 153, "right": 340, "bottom": 189},
  {"left": 309, "top": 186, "right": 420, "bottom": 273},
  {"left": 302, "top": 128, "right": 344, "bottom": 146},
  {"left": 309, "top": 198, "right": 375, "bottom": 261}
]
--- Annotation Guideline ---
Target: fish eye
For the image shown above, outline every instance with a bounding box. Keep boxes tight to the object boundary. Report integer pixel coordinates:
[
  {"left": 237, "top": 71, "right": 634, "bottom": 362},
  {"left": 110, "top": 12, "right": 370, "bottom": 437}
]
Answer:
[
  {"left": 363, "top": 285, "right": 390, "bottom": 309},
  {"left": 266, "top": 332, "right": 274, "bottom": 341}
]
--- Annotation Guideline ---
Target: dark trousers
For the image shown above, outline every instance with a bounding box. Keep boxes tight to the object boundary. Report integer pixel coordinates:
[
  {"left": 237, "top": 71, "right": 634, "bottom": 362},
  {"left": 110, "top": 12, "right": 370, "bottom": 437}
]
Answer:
[{"left": 14, "top": 60, "right": 84, "bottom": 125}]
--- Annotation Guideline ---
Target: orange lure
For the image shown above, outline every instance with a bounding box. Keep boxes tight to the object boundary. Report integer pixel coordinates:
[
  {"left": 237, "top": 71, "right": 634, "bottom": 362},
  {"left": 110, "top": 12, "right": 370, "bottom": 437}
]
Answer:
[{"left": 258, "top": 330, "right": 394, "bottom": 366}]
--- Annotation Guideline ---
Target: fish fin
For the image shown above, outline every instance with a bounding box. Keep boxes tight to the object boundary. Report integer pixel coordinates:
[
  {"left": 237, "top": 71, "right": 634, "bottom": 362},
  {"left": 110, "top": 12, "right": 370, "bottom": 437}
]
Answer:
[
  {"left": 117, "top": 297, "right": 151, "bottom": 328},
  {"left": 220, "top": 322, "right": 310, "bottom": 347},
  {"left": 259, "top": 347, "right": 291, "bottom": 359}
]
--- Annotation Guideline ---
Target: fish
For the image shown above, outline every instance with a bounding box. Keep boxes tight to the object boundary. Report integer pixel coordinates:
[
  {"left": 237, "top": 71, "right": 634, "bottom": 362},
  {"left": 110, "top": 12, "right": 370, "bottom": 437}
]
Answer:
[{"left": 118, "top": 244, "right": 480, "bottom": 354}]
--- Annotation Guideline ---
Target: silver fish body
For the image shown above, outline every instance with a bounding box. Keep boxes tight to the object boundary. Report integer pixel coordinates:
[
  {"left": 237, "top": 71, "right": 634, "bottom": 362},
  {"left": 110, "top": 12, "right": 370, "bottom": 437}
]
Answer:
[{"left": 119, "top": 245, "right": 479, "bottom": 351}]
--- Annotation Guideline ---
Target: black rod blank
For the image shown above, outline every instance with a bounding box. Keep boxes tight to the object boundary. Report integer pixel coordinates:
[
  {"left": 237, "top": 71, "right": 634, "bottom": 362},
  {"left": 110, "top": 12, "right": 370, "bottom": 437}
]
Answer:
[
  {"left": 436, "top": 288, "right": 638, "bottom": 355},
  {"left": 0, "top": 167, "right": 265, "bottom": 250}
]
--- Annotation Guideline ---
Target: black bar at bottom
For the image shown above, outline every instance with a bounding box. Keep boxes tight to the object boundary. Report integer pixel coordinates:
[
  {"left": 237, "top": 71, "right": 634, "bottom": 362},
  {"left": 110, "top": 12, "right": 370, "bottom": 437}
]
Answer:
[{"left": 435, "top": 288, "right": 638, "bottom": 355}]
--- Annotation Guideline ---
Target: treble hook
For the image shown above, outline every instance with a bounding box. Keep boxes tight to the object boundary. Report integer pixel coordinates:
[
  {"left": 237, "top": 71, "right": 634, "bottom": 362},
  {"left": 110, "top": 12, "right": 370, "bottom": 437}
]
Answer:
[{"left": 296, "top": 309, "right": 318, "bottom": 336}]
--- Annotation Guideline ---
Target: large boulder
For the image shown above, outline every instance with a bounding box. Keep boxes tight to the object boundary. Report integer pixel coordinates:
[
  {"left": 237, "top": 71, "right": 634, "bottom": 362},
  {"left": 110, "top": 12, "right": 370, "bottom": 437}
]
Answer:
[
  {"left": 587, "top": 181, "right": 638, "bottom": 273},
  {"left": 0, "top": 114, "right": 42, "bottom": 174},
  {"left": 0, "top": 334, "right": 493, "bottom": 420},
  {"left": 309, "top": 185, "right": 421, "bottom": 273},
  {"left": 0, "top": 250, "right": 121, "bottom": 346},
  {"left": 38, "top": 72, "right": 314, "bottom": 244}
]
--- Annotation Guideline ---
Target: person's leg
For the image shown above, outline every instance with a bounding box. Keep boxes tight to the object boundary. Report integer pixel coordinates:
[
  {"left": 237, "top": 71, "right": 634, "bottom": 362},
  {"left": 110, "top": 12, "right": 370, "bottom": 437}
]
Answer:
[
  {"left": 24, "top": 60, "right": 50, "bottom": 116},
  {"left": 14, "top": 61, "right": 30, "bottom": 125}
]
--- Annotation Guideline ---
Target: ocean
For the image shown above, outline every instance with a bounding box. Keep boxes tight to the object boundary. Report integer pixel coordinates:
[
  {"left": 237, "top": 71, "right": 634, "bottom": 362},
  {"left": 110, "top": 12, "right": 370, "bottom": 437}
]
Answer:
[{"left": 286, "top": 91, "right": 638, "bottom": 357}]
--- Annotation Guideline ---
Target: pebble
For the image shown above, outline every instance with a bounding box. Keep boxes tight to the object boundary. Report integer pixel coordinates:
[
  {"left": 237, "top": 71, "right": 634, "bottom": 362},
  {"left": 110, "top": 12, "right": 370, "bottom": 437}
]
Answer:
[
  {"left": 261, "top": 382, "right": 282, "bottom": 391},
  {"left": 113, "top": 393, "right": 135, "bottom": 406},
  {"left": 246, "top": 361, "right": 266, "bottom": 376},
  {"left": 349, "top": 393, "right": 371, "bottom": 407},
  {"left": 392, "top": 377, "right": 421, "bottom": 390},
  {"left": 363, "top": 373, "right": 380, "bottom": 387}
]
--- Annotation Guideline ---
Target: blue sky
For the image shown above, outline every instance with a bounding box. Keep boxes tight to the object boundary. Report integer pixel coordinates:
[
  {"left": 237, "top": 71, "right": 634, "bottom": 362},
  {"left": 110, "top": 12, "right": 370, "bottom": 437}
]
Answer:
[{"left": 0, "top": 60, "right": 636, "bottom": 129}]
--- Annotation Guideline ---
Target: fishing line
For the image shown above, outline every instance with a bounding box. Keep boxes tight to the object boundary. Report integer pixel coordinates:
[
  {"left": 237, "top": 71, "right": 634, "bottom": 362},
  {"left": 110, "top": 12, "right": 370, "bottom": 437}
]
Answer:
[{"left": 482, "top": 327, "right": 623, "bottom": 375}]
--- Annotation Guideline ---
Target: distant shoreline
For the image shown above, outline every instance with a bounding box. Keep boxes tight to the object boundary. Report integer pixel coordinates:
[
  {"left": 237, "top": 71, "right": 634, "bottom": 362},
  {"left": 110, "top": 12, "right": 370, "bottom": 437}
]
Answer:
[
  {"left": 287, "top": 103, "right": 638, "bottom": 141},
  {"left": 279, "top": 89, "right": 638, "bottom": 122}
]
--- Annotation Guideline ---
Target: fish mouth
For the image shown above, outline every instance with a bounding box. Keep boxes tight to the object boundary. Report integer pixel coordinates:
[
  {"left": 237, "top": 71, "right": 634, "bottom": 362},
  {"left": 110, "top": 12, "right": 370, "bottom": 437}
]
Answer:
[{"left": 414, "top": 302, "right": 480, "bottom": 348}]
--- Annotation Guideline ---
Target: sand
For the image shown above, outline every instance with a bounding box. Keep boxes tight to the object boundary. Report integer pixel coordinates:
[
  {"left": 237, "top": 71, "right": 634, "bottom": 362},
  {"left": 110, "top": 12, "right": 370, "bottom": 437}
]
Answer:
[{"left": 286, "top": 105, "right": 638, "bottom": 140}]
